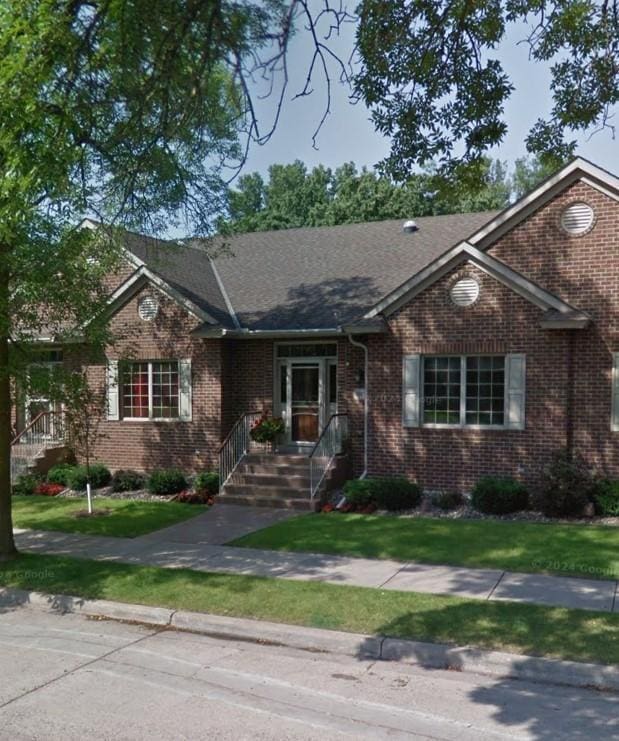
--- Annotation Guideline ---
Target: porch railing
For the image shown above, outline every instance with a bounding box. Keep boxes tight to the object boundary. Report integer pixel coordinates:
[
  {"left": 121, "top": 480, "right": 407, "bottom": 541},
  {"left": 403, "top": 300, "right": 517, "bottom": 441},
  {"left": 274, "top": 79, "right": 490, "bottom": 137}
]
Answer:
[
  {"left": 10, "top": 411, "right": 66, "bottom": 483},
  {"left": 218, "top": 411, "right": 262, "bottom": 493},
  {"left": 308, "top": 413, "right": 349, "bottom": 502}
]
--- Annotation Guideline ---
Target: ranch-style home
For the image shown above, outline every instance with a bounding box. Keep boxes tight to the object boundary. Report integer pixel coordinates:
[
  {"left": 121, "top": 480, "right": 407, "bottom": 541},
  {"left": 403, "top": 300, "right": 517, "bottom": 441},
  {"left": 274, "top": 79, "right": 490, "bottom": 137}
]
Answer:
[{"left": 12, "top": 157, "right": 619, "bottom": 507}]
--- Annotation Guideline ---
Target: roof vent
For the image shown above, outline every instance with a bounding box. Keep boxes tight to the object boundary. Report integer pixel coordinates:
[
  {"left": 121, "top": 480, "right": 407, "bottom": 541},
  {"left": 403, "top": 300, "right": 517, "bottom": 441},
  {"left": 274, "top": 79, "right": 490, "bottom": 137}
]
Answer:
[
  {"left": 402, "top": 220, "right": 418, "bottom": 233},
  {"left": 560, "top": 202, "right": 594, "bottom": 236},
  {"left": 450, "top": 278, "right": 480, "bottom": 307}
]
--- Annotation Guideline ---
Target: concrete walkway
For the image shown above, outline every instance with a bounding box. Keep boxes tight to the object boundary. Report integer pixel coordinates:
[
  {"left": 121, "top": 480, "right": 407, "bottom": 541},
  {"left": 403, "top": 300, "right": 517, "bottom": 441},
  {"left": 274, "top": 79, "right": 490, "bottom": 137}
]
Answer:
[{"left": 13, "top": 503, "right": 619, "bottom": 614}]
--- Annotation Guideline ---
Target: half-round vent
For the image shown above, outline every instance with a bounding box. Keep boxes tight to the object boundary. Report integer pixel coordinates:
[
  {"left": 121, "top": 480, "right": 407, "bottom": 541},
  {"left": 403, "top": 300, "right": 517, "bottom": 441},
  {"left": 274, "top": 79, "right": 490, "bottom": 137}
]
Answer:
[
  {"left": 560, "top": 202, "right": 594, "bottom": 235},
  {"left": 138, "top": 295, "right": 159, "bottom": 321},
  {"left": 450, "top": 278, "right": 479, "bottom": 307}
]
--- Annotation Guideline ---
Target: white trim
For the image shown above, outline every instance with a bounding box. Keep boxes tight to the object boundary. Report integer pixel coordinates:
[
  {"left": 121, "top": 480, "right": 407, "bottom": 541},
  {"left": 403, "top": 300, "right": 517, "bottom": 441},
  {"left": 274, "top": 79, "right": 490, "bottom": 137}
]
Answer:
[
  {"left": 105, "top": 265, "right": 216, "bottom": 324},
  {"left": 209, "top": 257, "right": 241, "bottom": 330},
  {"left": 365, "top": 241, "right": 587, "bottom": 321},
  {"left": 468, "top": 158, "right": 619, "bottom": 249}
]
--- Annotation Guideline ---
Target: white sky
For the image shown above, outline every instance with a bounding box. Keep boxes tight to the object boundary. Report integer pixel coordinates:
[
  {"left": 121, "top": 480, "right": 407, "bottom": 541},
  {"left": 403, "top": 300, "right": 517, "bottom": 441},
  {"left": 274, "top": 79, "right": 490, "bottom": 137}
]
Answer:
[{"left": 238, "top": 17, "right": 619, "bottom": 179}]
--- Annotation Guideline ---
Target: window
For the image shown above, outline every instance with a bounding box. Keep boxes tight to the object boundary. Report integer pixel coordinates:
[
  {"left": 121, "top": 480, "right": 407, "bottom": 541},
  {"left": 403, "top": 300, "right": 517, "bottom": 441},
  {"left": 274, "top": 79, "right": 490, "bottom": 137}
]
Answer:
[
  {"left": 122, "top": 361, "right": 179, "bottom": 419},
  {"left": 422, "top": 355, "right": 505, "bottom": 427},
  {"left": 277, "top": 343, "right": 336, "bottom": 358}
]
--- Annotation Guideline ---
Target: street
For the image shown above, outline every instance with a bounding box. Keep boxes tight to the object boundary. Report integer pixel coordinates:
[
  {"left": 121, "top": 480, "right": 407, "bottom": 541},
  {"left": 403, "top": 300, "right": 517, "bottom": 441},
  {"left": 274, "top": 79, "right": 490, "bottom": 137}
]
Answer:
[{"left": 0, "top": 606, "right": 617, "bottom": 740}]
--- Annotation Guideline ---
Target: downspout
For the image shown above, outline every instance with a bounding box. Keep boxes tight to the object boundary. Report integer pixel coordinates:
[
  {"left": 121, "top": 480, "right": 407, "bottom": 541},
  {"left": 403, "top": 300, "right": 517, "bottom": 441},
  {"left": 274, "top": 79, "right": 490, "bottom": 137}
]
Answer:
[{"left": 347, "top": 334, "right": 368, "bottom": 479}]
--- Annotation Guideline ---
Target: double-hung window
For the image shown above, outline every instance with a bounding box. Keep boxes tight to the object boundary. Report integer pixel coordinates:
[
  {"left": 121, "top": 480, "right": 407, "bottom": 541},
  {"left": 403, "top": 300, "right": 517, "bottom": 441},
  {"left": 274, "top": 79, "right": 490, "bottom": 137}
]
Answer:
[
  {"left": 422, "top": 355, "right": 506, "bottom": 427},
  {"left": 122, "top": 361, "right": 180, "bottom": 420}
]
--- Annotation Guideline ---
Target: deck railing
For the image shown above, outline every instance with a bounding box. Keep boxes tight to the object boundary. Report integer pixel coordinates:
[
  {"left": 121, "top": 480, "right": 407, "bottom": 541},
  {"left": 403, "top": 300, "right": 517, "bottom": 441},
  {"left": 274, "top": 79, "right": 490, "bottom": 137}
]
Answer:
[
  {"left": 308, "top": 413, "right": 349, "bottom": 502},
  {"left": 218, "top": 411, "right": 262, "bottom": 493},
  {"left": 10, "top": 411, "right": 65, "bottom": 483}
]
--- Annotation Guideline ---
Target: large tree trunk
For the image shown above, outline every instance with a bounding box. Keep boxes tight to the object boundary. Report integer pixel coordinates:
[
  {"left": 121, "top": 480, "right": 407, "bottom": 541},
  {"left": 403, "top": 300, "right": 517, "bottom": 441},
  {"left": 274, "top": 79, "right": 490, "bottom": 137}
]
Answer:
[{"left": 0, "top": 251, "right": 16, "bottom": 561}]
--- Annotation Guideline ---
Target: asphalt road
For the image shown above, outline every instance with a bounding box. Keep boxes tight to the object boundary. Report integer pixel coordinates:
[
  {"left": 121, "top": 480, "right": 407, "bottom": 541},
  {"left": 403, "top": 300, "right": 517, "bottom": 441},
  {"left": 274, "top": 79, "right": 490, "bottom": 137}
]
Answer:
[{"left": 0, "top": 606, "right": 617, "bottom": 740}]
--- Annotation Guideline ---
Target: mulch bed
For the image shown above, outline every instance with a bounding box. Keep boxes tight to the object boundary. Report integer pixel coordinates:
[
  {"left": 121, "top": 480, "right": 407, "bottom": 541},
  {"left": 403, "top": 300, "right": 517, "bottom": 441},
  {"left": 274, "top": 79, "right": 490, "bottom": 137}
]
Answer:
[{"left": 325, "top": 491, "right": 619, "bottom": 527}]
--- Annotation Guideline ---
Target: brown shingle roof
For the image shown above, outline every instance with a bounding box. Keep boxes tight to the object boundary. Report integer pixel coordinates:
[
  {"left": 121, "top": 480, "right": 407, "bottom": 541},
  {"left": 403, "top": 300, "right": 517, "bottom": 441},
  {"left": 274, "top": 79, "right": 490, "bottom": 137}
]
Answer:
[{"left": 122, "top": 211, "right": 500, "bottom": 331}]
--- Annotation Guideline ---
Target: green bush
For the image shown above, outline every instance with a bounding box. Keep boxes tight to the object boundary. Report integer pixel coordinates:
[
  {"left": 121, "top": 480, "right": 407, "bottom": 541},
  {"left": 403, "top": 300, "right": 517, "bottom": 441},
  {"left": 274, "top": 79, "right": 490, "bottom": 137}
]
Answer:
[
  {"left": 471, "top": 476, "right": 529, "bottom": 515},
  {"left": 594, "top": 480, "right": 619, "bottom": 517},
  {"left": 111, "top": 469, "right": 145, "bottom": 493},
  {"left": 432, "top": 490, "right": 464, "bottom": 511},
  {"left": 12, "top": 474, "right": 40, "bottom": 497},
  {"left": 194, "top": 471, "right": 219, "bottom": 496},
  {"left": 536, "top": 451, "right": 597, "bottom": 517},
  {"left": 343, "top": 479, "right": 375, "bottom": 508},
  {"left": 372, "top": 477, "right": 422, "bottom": 511},
  {"left": 147, "top": 469, "right": 187, "bottom": 496},
  {"left": 46, "top": 463, "right": 76, "bottom": 486},
  {"left": 66, "top": 463, "right": 112, "bottom": 491}
]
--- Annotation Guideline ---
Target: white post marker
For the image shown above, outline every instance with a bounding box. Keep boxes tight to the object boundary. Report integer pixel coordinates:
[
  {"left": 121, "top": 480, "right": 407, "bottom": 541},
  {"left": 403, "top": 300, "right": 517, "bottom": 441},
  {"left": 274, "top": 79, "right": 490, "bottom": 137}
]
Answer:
[{"left": 86, "top": 481, "right": 93, "bottom": 515}]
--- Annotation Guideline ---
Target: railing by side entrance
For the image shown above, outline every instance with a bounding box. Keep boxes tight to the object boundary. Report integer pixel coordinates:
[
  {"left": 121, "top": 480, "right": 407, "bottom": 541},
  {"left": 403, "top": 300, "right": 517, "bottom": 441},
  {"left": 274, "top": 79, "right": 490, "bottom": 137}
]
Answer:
[{"left": 10, "top": 410, "right": 66, "bottom": 483}]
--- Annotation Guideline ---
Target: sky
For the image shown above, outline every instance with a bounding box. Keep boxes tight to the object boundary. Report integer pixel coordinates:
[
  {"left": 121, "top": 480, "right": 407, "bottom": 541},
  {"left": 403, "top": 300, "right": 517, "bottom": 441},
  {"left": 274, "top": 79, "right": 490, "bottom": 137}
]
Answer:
[{"left": 236, "top": 14, "right": 618, "bottom": 181}]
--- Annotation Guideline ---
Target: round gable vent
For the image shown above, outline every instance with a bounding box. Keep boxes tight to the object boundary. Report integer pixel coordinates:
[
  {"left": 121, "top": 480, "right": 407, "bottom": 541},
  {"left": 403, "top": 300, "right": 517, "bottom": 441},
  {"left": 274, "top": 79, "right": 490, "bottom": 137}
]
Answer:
[
  {"left": 560, "top": 202, "right": 594, "bottom": 235},
  {"left": 450, "top": 277, "right": 480, "bottom": 307},
  {"left": 138, "top": 295, "right": 159, "bottom": 321}
]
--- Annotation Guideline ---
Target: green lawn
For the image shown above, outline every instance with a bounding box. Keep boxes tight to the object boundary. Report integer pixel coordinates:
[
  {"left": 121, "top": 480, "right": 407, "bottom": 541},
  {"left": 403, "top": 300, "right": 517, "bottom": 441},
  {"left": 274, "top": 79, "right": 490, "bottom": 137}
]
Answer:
[
  {"left": 231, "top": 514, "right": 619, "bottom": 580},
  {"left": 0, "top": 553, "right": 617, "bottom": 665},
  {"left": 12, "top": 496, "right": 205, "bottom": 538}
]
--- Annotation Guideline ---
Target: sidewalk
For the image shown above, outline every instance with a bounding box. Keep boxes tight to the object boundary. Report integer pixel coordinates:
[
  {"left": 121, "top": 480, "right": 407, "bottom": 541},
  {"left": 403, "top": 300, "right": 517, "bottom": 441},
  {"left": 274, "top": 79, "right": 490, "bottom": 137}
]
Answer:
[{"left": 13, "top": 505, "right": 619, "bottom": 614}]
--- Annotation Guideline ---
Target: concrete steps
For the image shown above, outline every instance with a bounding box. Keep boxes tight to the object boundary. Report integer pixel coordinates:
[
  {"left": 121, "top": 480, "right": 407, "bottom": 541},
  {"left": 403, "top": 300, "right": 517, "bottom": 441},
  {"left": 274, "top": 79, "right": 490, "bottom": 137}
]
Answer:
[{"left": 220, "top": 452, "right": 312, "bottom": 510}]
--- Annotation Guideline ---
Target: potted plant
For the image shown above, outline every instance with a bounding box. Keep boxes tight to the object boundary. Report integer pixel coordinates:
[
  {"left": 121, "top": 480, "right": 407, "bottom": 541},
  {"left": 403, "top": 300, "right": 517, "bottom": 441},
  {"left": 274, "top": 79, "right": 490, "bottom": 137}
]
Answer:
[{"left": 250, "top": 414, "right": 285, "bottom": 452}]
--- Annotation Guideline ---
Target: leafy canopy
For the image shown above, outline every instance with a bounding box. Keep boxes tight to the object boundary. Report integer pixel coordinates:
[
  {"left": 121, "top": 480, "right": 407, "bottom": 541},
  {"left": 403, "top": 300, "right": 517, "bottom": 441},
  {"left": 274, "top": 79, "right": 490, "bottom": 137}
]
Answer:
[
  {"left": 220, "top": 156, "right": 555, "bottom": 233},
  {"left": 354, "top": 0, "right": 618, "bottom": 179}
]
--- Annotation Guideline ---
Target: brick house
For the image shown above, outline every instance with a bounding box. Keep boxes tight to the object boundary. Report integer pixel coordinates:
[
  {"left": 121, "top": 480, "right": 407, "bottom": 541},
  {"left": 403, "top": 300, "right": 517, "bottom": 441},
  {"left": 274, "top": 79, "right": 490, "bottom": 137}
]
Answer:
[{"left": 14, "top": 158, "right": 619, "bottom": 502}]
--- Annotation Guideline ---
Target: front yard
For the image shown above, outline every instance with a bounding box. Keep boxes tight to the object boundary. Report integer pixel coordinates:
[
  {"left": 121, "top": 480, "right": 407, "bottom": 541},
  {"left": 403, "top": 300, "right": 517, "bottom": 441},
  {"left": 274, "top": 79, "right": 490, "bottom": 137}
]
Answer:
[
  {"left": 1, "top": 553, "right": 618, "bottom": 665},
  {"left": 231, "top": 513, "right": 619, "bottom": 580},
  {"left": 12, "top": 496, "right": 206, "bottom": 538}
]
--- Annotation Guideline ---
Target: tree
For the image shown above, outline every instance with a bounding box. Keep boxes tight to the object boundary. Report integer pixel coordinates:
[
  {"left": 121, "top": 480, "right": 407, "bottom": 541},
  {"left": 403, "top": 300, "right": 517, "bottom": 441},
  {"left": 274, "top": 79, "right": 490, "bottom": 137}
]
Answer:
[
  {"left": 0, "top": 1, "right": 352, "bottom": 561},
  {"left": 354, "top": 1, "right": 618, "bottom": 180},
  {"left": 63, "top": 372, "right": 108, "bottom": 515},
  {"left": 220, "top": 157, "right": 546, "bottom": 234}
]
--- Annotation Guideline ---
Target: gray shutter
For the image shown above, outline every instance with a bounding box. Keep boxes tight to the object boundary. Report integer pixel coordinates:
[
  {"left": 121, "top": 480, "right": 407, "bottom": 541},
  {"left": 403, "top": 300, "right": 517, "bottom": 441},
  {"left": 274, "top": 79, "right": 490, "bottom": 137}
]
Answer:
[
  {"left": 612, "top": 353, "right": 619, "bottom": 432},
  {"left": 106, "top": 360, "right": 119, "bottom": 421},
  {"left": 506, "top": 354, "right": 526, "bottom": 430},
  {"left": 179, "top": 359, "right": 192, "bottom": 421},
  {"left": 402, "top": 355, "right": 421, "bottom": 427}
]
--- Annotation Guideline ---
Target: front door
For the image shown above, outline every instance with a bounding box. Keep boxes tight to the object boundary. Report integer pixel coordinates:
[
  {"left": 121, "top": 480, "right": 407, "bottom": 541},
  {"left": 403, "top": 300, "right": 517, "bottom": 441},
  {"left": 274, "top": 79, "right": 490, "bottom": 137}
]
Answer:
[
  {"left": 275, "top": 343, "right": 337, "bottom": 446},
  {"left": 290, "top": 363, "right": 320, "bottom": 443}
]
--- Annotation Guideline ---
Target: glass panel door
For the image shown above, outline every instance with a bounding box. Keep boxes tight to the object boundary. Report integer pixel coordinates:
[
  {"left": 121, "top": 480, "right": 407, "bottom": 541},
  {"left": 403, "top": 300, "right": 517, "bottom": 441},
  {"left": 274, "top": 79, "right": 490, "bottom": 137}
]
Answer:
[{"left": 291, "top": 363, "right": 320, "bottom": 442}]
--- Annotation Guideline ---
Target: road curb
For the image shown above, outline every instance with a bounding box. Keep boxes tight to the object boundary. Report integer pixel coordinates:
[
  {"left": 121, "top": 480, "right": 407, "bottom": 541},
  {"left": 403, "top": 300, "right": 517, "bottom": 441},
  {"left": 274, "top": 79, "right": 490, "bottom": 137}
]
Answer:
[{"left": 2, "top": 586, "right": 618, "bottom": 693}]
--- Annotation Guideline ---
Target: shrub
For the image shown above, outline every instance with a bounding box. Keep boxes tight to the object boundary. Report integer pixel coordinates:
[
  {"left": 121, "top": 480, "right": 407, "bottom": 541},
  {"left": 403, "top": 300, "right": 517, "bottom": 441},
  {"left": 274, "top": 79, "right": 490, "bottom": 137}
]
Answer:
[
  {"left": 147, "top": 469, "right": 187, "bottom": 496},
  {"left": 343, "top": 479, "right": 375, "bottom": 508},
  {"left": 34, "top": 482, "right": 65, "bottom": 497},
  {"left": 249, "top": 415, "right": 285, "bottom": 444},
  {"left": 471, "top": 476, "right": 529, "bottom": 515},
  {"left": 372, "top": 477, "right": 422, "bottom": 511},
  {"left": 432, "top": 490, "right": 464, "bottom": 511},
  {"left": 12, "top": 474, "right": 40, "bottom": 497},
  {"left": 536, "top": 451, "right": 597, "bottom": 517},
  {"left": 194, "top": 471, "right": 219, "bottom": 497},
  {"left": 47, "top": 463, "right": 76, "bottom": 486},
  {"left": 66, "top": 463, "right": 112, "bottom": 491},
  {"left": 111, "top": 469, "right": 145, "bottom": 493},
  {"left": 594, "top": 480, "right": 619, "bottom": 517}
]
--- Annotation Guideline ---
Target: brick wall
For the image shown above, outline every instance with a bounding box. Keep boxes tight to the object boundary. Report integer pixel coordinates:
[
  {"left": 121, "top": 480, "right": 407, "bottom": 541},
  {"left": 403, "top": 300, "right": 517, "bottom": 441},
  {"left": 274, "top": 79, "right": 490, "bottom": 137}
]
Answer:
[
  {"left": 366, "top": 263, "right": 571, "bottom": 492},
  {"left": 489, "top": 181, "right": 619, "bottom": 477},
  {"left": 363, "top": 180, "right": 619, "bottom": 492},
  {"left": 73, "top": 284, "right": 222, "bottom": 473}
]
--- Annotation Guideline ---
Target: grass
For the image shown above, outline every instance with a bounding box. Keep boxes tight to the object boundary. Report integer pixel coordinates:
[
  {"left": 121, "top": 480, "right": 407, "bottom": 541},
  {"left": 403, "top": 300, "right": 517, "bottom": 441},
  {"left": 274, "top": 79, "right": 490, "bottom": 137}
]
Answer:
[
  {"left": 11, "top": 496, "right": 206, "bottom": 538},
  {"left": 0, "top": 552, "right": 617, "bottom": 665},
  {"left": 231, "top": 514, "right": 619, "bottom": 580}
]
